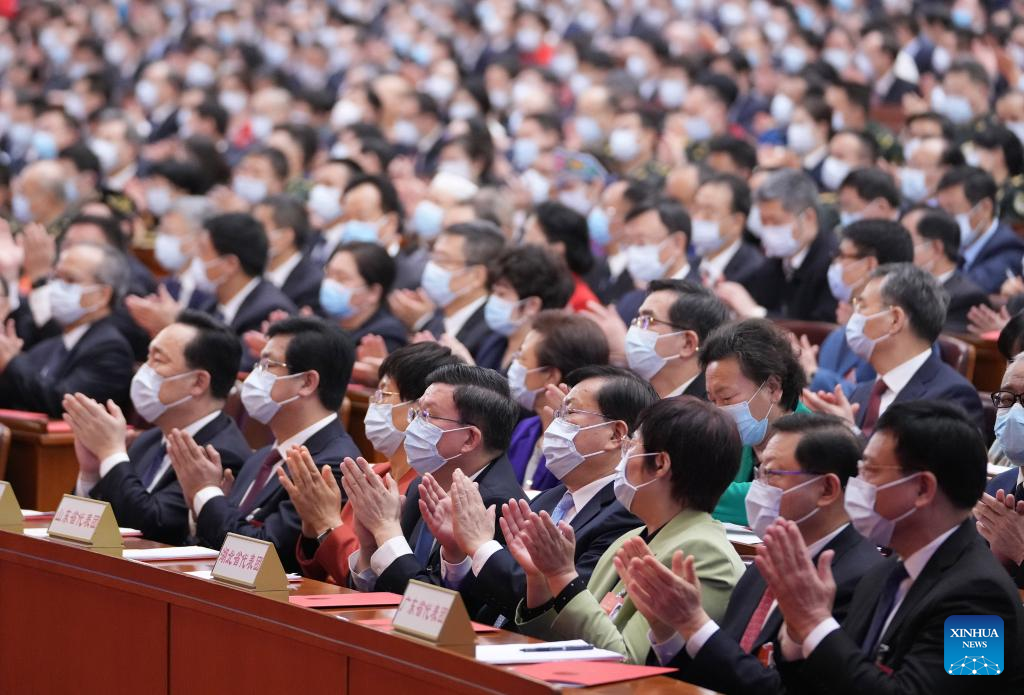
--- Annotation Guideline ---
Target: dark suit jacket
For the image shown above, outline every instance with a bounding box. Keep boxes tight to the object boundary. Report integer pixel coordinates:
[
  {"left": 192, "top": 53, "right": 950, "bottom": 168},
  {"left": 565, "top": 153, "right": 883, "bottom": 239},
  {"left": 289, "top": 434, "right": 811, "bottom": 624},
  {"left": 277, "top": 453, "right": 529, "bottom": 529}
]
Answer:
[
  {"left": 345, "top": 306, "right": 408, "bottom": 354},
  {"left": 0, "top": 317, "right": 133, "bottom": 417},
  {"left": 615, "top": 265, "right": 703, "bottom": 325},
  {"left": 161, "top": 278, "right": 213, "bottom": 310},
  {"left": 424, "top": 302, "right": 507, "bottom": 370},
  {"left": 747, "top": 230, "right": 838, "bottom": 322},
  {"left": 722, "top": 241, "right": 767, "bottom": 287},
  {"left": 374, "top": 455, "right": 527, "bottom": 615},
  {"left": 681, "top": 372, "right": 707, "bottom": 399},
  {"left": 147, "top": 108, "right": 180, "bottom": 143},
  {"left": 89, "top": 412, "right": 251, "bottom": 545},
  {"left": 850, "top": 351, "right": 984, "bottom": 432},
  {"left": 280, "top": 253, "right": 324, "bottom": 312},
  {"left": 587, "top": 257, "right": 636, "bottom": 306},
  {"left": 193, "top": 417, "right": 359, "bottom": 572},
  {"left": 810, "top": 327, "right": 876, "bottom": 397},
  {"left": 467, "top": 480, "right": 639, "bottom": 625},
  {"left": 666, "top": 525, "right": 883, "bottom": 695},
  {"left": 987, "top": 468, "right": 1020, "bottom": 497},
  {"left": 943, "top": 270, "right": 989, "bottom": 334},
  {"left": 393, "top": 245, "right": 429, "bottom": 291},
  {"left": 198, "top": 279, "right": 297, "bottom": 369},
  {"left": 878, "top": 77, "right": 918, "bottom": 106},
  {"left": 962, "top": 222, "right": 1024, "bottom": 294},
  {"left": 777, "top": 520, "right": 1024, "bottom": 695}
]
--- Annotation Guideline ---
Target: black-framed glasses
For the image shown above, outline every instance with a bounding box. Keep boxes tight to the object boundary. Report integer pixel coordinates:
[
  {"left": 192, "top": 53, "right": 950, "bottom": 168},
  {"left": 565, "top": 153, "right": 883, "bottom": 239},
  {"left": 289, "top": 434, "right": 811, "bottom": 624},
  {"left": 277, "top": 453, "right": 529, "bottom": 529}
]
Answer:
[
  {"left": 407, "top": 407, "right": 467, "bottom": 427},
  {"left": 992, "top": 391, "right": 1024, "bottom": 409}
]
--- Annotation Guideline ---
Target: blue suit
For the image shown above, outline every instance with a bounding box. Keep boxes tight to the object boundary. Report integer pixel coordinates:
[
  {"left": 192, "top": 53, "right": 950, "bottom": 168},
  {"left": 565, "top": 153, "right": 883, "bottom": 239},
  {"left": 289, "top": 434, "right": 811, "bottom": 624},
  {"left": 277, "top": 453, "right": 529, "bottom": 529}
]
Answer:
[
  {"left": 962, "top": 222, "right": 1024, "bottom": 294},
  {"left": 810, "top": 327, "right": 877, "bottom": 397},
  {"left": 987, "top": 467, "right": 1021, "bottom": 497}
]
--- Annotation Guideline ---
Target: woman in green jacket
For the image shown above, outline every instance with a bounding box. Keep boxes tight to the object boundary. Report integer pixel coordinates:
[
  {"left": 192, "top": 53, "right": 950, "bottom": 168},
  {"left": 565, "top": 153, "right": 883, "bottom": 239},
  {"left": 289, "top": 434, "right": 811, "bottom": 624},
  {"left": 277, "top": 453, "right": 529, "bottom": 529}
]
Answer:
[{"left": 507, "top": 396, "right": 746, "bottom": 664}]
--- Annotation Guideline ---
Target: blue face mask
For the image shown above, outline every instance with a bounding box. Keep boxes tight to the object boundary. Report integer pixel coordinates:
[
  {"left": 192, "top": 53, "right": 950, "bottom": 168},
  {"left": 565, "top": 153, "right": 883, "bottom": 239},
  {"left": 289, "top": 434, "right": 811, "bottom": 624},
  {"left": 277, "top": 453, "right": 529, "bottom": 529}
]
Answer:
[
  {"left": 995, "top": 403, "right": 1024, "bottom": 463},
  {"left": 412, "top": 200, "right": 445, "bottom": 241},
  {"left": 154, "top": 233, "right": 189, "bottom": 272},
  {"left": 421, "top": 260, "right": 466, "bottom": 308},
  {"left": 340, "top": 218, "right": 380, "bottom": 244},
  {"left": 588, "top": 207, "right": 611, "bottom": 249},
  {"left": 31, "top": 131, "right": 58, "bottom": 159},
  {"left": 484, "top": 295, "right": 524, "bottom": 336},
  {"left": 720, "top": 380, "right": 774, "bottom": 447},
  {"left": 319, "top": 278, "right": 359, "bottom": 318}
]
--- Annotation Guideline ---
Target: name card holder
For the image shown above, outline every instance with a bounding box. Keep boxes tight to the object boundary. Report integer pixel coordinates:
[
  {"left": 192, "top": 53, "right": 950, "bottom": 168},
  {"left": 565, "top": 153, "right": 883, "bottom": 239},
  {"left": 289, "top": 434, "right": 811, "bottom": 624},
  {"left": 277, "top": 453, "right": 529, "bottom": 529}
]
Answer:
[
  {"left": 211, "top": 533, "right": 288, "bottom": 598},
  {"left": 392, "top": 579, "right": 475, "bottom": 646},
  {"left": 47, "top": 494, "right": 123, "bottom": 555},
  {"left": 0, "top": 481, "right": 23, "bottom": 531}
]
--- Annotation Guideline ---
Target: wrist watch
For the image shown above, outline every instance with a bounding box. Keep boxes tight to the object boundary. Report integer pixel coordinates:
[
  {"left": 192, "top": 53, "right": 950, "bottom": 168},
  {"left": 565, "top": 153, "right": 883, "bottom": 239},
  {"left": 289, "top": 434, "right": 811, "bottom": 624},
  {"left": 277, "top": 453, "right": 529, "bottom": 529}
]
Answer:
[{"left": 315, "top": 526, "right": 337, "bottom": 547}]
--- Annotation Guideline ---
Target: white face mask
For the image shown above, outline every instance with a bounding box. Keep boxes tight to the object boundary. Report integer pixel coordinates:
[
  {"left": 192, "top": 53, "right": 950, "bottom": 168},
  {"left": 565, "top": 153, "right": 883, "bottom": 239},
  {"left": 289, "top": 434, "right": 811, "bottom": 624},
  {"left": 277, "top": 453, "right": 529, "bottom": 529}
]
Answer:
[
  {"left": 542, "top": 416, "right": 613, "bottom": 480},
  {"left": 844, "top": 473, "right": 920, "bottom": 547},
  {"left": 691, "top": 218, "right": 724, "bottom": 256},
  {"left": 364, "top": 401, "right": 409, "bottom": 458},
  {"left": 626, "top": 239, "right": 673, "bottom": 282},
  {"left": 507, "top": 359, "right": 547, "bottom": 410},
  {"left": 744, "top": 475, "right": 823, "bottom": 539},
  {"left": 625, "top": 325, "right": 682, "bottom": 380},
  {"left": 613, "top": 450, "right": 660, "bottom": 512},
  {"left": 49, "top": 279, "right": 102, "bottom": 326},
  {"left": 130, "top": 363, "right": 196, "bottom": 424},
  {"left": 760, "top": 223, "right": 801, "bottom": 258},
  {"left": 844, "top": 308, "right": 892, "bottom": 361},
  {"left": 403, "top": 416, "right": 471, "bottom": 475},
  {"left": 240, "top": 367, "right": 305, "bottom": 424},
  {"left": 821, "top": 156, "right": 852, "bottom": 192}
]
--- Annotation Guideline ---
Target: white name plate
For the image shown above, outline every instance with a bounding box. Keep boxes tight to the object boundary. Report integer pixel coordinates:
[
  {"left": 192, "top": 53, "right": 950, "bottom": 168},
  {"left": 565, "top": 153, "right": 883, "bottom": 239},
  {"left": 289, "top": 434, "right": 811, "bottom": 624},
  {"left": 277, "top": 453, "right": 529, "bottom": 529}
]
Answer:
[
  {"left": 211, "top": 533, "right": 287, "bottom": 593},
  {"left": 47, "top": 494, "right": 122, "bottom": 549},
  {"left": 393, "top": 579, "right": 474, "bottom": 645},
  {"left": 0, "top": 481, "right": 23, "bottom": 530}
]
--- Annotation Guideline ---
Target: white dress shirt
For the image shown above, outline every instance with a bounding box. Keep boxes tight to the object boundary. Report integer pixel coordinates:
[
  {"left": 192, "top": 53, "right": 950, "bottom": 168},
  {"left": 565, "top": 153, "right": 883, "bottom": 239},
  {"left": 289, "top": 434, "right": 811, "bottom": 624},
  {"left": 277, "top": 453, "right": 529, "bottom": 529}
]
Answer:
[
  {"left": 665, "top": 373, "right": 700, "bottom": 398},
  {"left": 877, "top": 348, "right": 932, "bottom": 416},
  {"left": 61, "top": 323, "right": 91, "bottom": 352},
  {"left": 264, "top": 252, "right": 303, "bottom": 289},
  {"left": 216, "top": 277, "right": 260, "bottom": 326},
  {"left": 443, "top": 294, "right": 487, "bottom": 338},
  {"left": 699, "top": 239, "right": 742, "bottom": 286}
]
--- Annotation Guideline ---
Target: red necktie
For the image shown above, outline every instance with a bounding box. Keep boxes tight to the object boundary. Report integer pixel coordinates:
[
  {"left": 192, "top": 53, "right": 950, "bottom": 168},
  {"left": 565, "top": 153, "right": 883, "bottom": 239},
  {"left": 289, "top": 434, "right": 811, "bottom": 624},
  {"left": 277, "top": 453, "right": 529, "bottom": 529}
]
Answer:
[
  {"left": 238, "top": 449, "right": 281, "bottom": 515},
  {"left": 859, "top": 378, "right": 889, "bottom": 437},
  {"left": 739, "top": 587, "right": 775, "bottom": 653}
]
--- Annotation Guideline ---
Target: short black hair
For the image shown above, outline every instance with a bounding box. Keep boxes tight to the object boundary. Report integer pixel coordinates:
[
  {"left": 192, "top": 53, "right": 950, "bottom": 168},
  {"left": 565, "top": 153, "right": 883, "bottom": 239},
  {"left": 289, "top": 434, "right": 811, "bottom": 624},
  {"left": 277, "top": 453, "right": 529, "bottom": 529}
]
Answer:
[
  {"left": 635, "top": 396, "right": 741, "bottom": 512},
  {"left": 379, "top": 342, "right": 465, "bottom": 402},
  {"left": 58, "top": 142, "right": 101, "bottom": 177},
  {"left": 203, "top": 212, "right": 269, "bottom": 277},
  {"left": 698, "top": 73, "right": 739, "bottom": 108},
  {"left": 707, "top": 135, "right": 757, "bottom": 173},
  {"left": 700, "top": 319, "right": 807, "bottom": 411},
  {"left": 175, "top": 310, "right": 242, "bottom": 400},
  {"left": 489, "top": 245, "right": 575, "bottom": 309},
  {"left": 245, "top": 146, "right": 289, "bottom": 183},
  {"left": 870, "top": 263, "right": 948, "bottom": 343},
  {"left": 63, "top": 214, "right": 126, "bottom": 252},
  {"left": 841, "top": 219, "right": 914, "bottom": 264},
  {"left": 875, "top": 400, "right": 987, "bottom": 510},
  {"left": 442, "top": 221, "right": 506, "bottom": 266},
  {"left": 343, "top": 173, "right": 405, "bottom": 233},
  {"left": 839, "top": 168, "right": 900, "bottom": 208},
  {"left": 529, "top": 310, "right": 609, "bottom": 377},
  {"left": 149, "top": 158, "right": 212, "bottom": 195},
  {"left": 266, "top": 316, "right": 355, "bottom": 411},
  {"left": 533, "top": 201, "right": 594, "bottom": 275},
  {"left": 912, "top": 209, "right": 960, "bottom": 262},
  {"left": 332, "top": 241, "right": 397, "bottom": 294},
  {"left": 424, "top": 364, "right": 518, "bottom": 454},
  {"left": 258, "top": 194, "right": 311, "bottom": 249},
  {"left": 700, "top": 172, "right": 750, "bottom": 216},
  {"left": 771, "top": 412, "right": 862, "bottom": 486},
  {"left": 936, "top": 166, "right": 998, "bottom": 208},
  {"left": 625, "top": 195, "right": 691, "bottom": 240},
  {"left": 196, "top": 99, "right": 229, "bottom": 136},
  {"left": 646, "top": 280, "right": 730, "bottom": 343},
  {"left": 972, "top": 126, "right": 1024, "bottom": 177},
  {"left": 565, "top": 365, "right": 659, "bottom": 434}
]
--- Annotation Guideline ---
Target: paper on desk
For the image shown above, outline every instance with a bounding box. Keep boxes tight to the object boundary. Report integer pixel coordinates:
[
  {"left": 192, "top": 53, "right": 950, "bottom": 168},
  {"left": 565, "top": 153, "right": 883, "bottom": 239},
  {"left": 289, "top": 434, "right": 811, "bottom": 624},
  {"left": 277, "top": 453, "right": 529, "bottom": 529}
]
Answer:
[
  {"left": 513, "top": 661, "right": 675, "bottom": 686},
  {"left": 184, "top": 569, "right": 303, "bottom": 583},
  {"left": 289, "top": 592, "right": 404, "bottom": 608},
  {"left": 124, "top": 546, "right": 221, "bottom": 562},
  {"left": 475, "top": 640, "right": 623, "bottom": 665},
  {"left": 722, "top": 522, "right": 762, "bottom": 546},
  {"left": 356, "top": 617, "right": 499, "bottom": 633},
  {"left": 23, "top": 526, "right": 142, "bottom": 538},
  {"left": 21, "top": 509, "right": 53, "bottom": 518}
]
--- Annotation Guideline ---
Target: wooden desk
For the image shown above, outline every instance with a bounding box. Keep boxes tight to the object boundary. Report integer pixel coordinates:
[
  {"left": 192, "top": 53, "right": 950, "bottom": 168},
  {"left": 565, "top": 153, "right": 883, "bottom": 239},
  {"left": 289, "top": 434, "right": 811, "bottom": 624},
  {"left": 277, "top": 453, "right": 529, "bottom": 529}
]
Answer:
[
  {"left": 0, "top": 527, "right": 711, "bottom": 695},
  {"left": 1, "top": 428, "right": 77, "bottom": 510}
]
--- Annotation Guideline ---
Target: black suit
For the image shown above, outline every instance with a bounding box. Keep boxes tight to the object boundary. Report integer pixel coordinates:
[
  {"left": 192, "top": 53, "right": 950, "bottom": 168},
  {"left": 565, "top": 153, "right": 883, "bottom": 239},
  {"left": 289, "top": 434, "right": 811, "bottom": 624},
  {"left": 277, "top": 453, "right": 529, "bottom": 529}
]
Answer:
[
  {"left": 193, "top": 417, "right": 359, "bottom": 572},
  {"left": 962, "top": 222, "right": 1024, "bottom": 294},
  {"left": 747, "top": 230, "right": 839, "bottom": 322},
  {"left": 374, "top": 456, "right": 527, "bottom": 615},
  {"left": 942, "top": 270, "right": 989, "bottom": 334},
  {"left": 850, "top": 352, "right": 984, "bottom": 432},
  {"left": 198, "top": 279, "right": 297, "bottom": 369},
  {"left": 393, "top": 246, "right": 429, "bottom": 291},
  {"left": 465, "top": 480, "right": 639, "bottom": 625},
  {"left": 777, "top": 520, "right": 1024, "bottom": 695},
  {"left": 424, "top": 302, "right": 506, "bottom": 369},
  {"left": 664, "top": 525, "right": 883, "bottom": 694},
  {"left": 345, "top": 307, "right": 408, "bottom": 354},
  {"left": 615, "top": 265, "right": 703, "bottom": 325},
  {"left": 0, "top": 317, "right": 133, "bottom": 417},
  {"left": 722, "top": 241, "right": 767, "bottom": 287},
  {"left": 88, "top": 412, "right": 251, "bottom": 545},
  {"left": 586, "top": 257, "right": 636, "bottom": 306},
  {"left": 680, "top": 372, "right": 707, "bottom": 400},
  {"left": 877, "top": 77, "right": 918, "bottom": 106},
  {"left": 279, "top": 254, "right": 324, "bottom": 312}
]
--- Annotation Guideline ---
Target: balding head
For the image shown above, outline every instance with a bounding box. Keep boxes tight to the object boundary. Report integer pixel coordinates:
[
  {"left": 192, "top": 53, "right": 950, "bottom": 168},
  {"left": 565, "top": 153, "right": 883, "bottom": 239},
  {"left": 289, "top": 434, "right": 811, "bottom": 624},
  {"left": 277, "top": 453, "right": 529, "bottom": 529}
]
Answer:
[
  {"left": 251, "top": 87, "right": 292, "bottom": 125},
  {"left": 51, "top": 242, "right": 128, "bottom": 328},
  {"left": 18, "top": 160, "right": 68, "bottom": 225}
]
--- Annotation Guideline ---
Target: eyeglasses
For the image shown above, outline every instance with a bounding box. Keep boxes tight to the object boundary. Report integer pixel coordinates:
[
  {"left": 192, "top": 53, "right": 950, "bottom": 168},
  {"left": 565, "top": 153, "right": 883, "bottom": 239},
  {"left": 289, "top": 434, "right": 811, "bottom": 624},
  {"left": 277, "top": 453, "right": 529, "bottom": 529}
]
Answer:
[
  {"left": 407, "top": 407, "right": 467, "bottom": 427},
  {"left": 631, "top": 315, "right": 687, "bottom": 332},
  {"left": 850, "top": 297, "right": 893, "bottom": 313},
  {"left": 754, "top": 467, "right": 820, "bottom": 483},
  {"left": 372, "top": 389, "right": 402, "bottom": 404},
  {"left": 855, "top": 460, "right": 905, "bottom": 475},
  {"left": 255, "top": 357, "right": 290, "bottom": 373},
  {"left": 991, "top": 391, "right": 1024, "bottom": 409},
  {"left": 554, "top": 403, "right": 612, "bottom": 421}
]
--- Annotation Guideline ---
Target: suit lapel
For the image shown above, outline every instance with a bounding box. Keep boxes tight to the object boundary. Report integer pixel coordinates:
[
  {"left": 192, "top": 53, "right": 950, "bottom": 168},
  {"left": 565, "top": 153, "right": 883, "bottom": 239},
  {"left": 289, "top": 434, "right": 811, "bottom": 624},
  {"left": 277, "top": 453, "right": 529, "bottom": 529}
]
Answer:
[
  {"left": 569, "top": 482, "right": 614, "bottom": 532},
  {"left": 248, "top": 418, "right": 342, "bottom": 512},
  {"left": 890, "top": 353, "right": 938, "bottom": 407}
]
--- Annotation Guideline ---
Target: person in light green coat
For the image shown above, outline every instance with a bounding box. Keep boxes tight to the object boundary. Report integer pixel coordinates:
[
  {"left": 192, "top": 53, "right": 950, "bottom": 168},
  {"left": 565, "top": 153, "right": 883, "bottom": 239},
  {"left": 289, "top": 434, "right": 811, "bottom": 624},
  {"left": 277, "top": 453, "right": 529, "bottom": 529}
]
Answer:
[
  {"left": 700, "top": 319, "right": 810, "bottom": 526},
  {"left": 508, "top": 397, "right": 745, "bottom": 664}
]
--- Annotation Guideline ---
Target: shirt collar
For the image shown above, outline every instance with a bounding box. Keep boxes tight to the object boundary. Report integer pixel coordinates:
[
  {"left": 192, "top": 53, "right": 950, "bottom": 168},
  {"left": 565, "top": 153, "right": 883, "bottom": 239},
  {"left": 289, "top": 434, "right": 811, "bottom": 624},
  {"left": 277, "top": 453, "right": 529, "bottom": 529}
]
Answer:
[
  {"left": 62, "top": 322, "right": 92, "bottom": 352},
  {"left": 105, "top": 163, "right": 137, "bottom": 192},
  {"left": 899, "top": 523, "right": 960, "bottom": 580},
  {"left": 787, "top": 242, "right": 812, "bottom": 271},
  {"left": 443, "top": 294, "right": 487, "bottom": 337},
  {"left": 699, "top": 238, "right": 742, "bottom": 284},
  {"left": 322, "top": 221, "right": 346, "bottom": 255},
  {"left": 273, "top": 413, "right": 338, "bottom": 459},
  {"left": 608, "top": 250, "right": 629, "bottom": 278},
  {"left": 569, "top": 472, "right": 618, "bottom": 514},
  {"left": 669, "top": 261, "right": 692, "bottom": 281},
  {"left": 665, "top": 372, "right": 700, "bottom": 398},
  {"left": 880, "top": 348, "right": 932, "bottom": 396},
  {"left": 264, "top": 251, "right": 303, "bottom": 288},
  {"left": 962, "top": 219, "right": 1000, "bottom": 267},
  {"left": 803, "top": 145, "right": 828, "bottom": 170},
  {"left": 805, "top": 523, "right": 849, "bottom": 558},
  {"left": 217, "top": 277, "right": 260, "bottom": 325},
  {"left": 936, "top": 268, "right": 956, "bottom": 284},
  {"left": 874, "top": 70, "right": 896, "bottom": 97},
  {"left": 161, "top": 410, "right": 222, "bottom": 446}
]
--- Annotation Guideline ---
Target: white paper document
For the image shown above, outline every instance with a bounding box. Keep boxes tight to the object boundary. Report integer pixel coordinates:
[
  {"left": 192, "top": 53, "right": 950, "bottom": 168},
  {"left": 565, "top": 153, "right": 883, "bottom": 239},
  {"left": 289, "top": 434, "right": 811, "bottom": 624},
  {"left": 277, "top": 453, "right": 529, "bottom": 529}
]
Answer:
[
  {"left": 124, "top": 546, "right": 221, "bottom": 562},
  {"left": 722, "top": 522, "right": 763, "bottom": 546},
  {"left": 24, "top": 526, "right": 142, "bottom": 539},
  {"left": 475, "top": 639, "right": 624, "bottom": 665},
  {"left": 21, "top": 509, "right": 51, "bottom": 518},
  {"left": 183, "top": 569, "right": 303, "bottom": 583}
]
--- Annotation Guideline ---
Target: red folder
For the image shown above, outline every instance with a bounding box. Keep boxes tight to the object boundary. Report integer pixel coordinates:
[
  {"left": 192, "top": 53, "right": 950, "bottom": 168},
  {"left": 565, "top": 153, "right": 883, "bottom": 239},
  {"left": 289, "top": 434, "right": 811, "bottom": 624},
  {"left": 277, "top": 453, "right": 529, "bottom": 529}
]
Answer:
[
  {"left": 513, "top": 661, "right": 676, "bottom": 686},
  {"left": 288, "top": 592, "right": 403, "bottom": 608}
]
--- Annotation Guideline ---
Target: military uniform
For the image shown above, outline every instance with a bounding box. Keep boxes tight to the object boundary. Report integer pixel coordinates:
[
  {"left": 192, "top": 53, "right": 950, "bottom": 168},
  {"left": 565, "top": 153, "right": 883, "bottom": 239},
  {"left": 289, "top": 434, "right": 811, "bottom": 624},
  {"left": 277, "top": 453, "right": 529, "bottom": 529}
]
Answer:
[
  {"left": 866, "top": 120, "right": 901, "bottom": 163},
  {"left": 998, "top": 174, "right": 1024, "bottom": 234}
]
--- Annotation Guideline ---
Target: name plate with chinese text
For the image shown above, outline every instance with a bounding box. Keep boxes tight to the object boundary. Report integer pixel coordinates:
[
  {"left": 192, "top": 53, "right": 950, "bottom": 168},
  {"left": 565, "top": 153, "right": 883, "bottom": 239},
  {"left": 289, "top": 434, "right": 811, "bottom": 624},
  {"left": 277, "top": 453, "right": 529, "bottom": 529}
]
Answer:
[
  {"left": 47, "top": 495, "right": 122, "bottom": 551},
  {"left": 0, "top": 481, "right": 23, "bottom": 530},
  {"left": 211, "top": 533, "right": 287, "bottom": 594},
  {"left": 392, "top": 579, "right": 474, "bottom": 645}
]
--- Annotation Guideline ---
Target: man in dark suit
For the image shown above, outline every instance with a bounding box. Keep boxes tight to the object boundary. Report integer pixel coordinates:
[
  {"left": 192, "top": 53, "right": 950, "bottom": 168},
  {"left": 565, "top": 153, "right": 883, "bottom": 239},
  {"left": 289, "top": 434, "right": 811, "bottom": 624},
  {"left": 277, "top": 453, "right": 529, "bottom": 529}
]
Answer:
[
  {"left": 448, "top": 366, "right": 653, "bottom": 624},
  {"left": 170, "top": 317, "right": 360, "bottom": 572},
  {"left": 635, "top": 413, "right": 884, "bottom": 694},
  {"left": 937, "top": 166, "right": 1024, "bottom": 294},
  {"left": 863, "top": 28, "right": 919, "bottom": 106},
  {"left": 614, "top": 196, "right": 700, "bottom": 325},
  {"left": 345, "top": 364, "right": 527, "bottom": 612},
  {"left": 194, "top": 212, "right": 296, "bottom": 368},
  {"left": 65, "top": 312, "right": 251, "bottom": 545},
  {"left": 136, "top": 61, "right": 181, "bottom": 143},
  {"left": 806, "top": 264, "right": 984, "bottom": 434},
  {"left": 255, "top": 195, "right": 323, "bottom": 312},
  {"left": 624, "top": 280, "right": 728, "bottom": 399},
  {"left": 720, "top": 169, "right": 838, "bottom": 323},
  {"left": 763, "top": 401, "right": 1024, "bottom": 694},
  {"left": 693, "top": 174, "right": 765, "bottom": 288},
  {"left": 0, "top": 243, "right": 133, "bottom": 417}
]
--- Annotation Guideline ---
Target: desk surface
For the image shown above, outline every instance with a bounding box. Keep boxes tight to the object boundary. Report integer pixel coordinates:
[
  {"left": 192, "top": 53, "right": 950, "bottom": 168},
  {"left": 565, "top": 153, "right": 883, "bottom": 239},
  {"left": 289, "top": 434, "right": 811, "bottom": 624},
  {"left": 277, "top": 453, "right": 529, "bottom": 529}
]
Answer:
[{"left": 0, "top": 520, "right": 712, "bottom": 695}]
